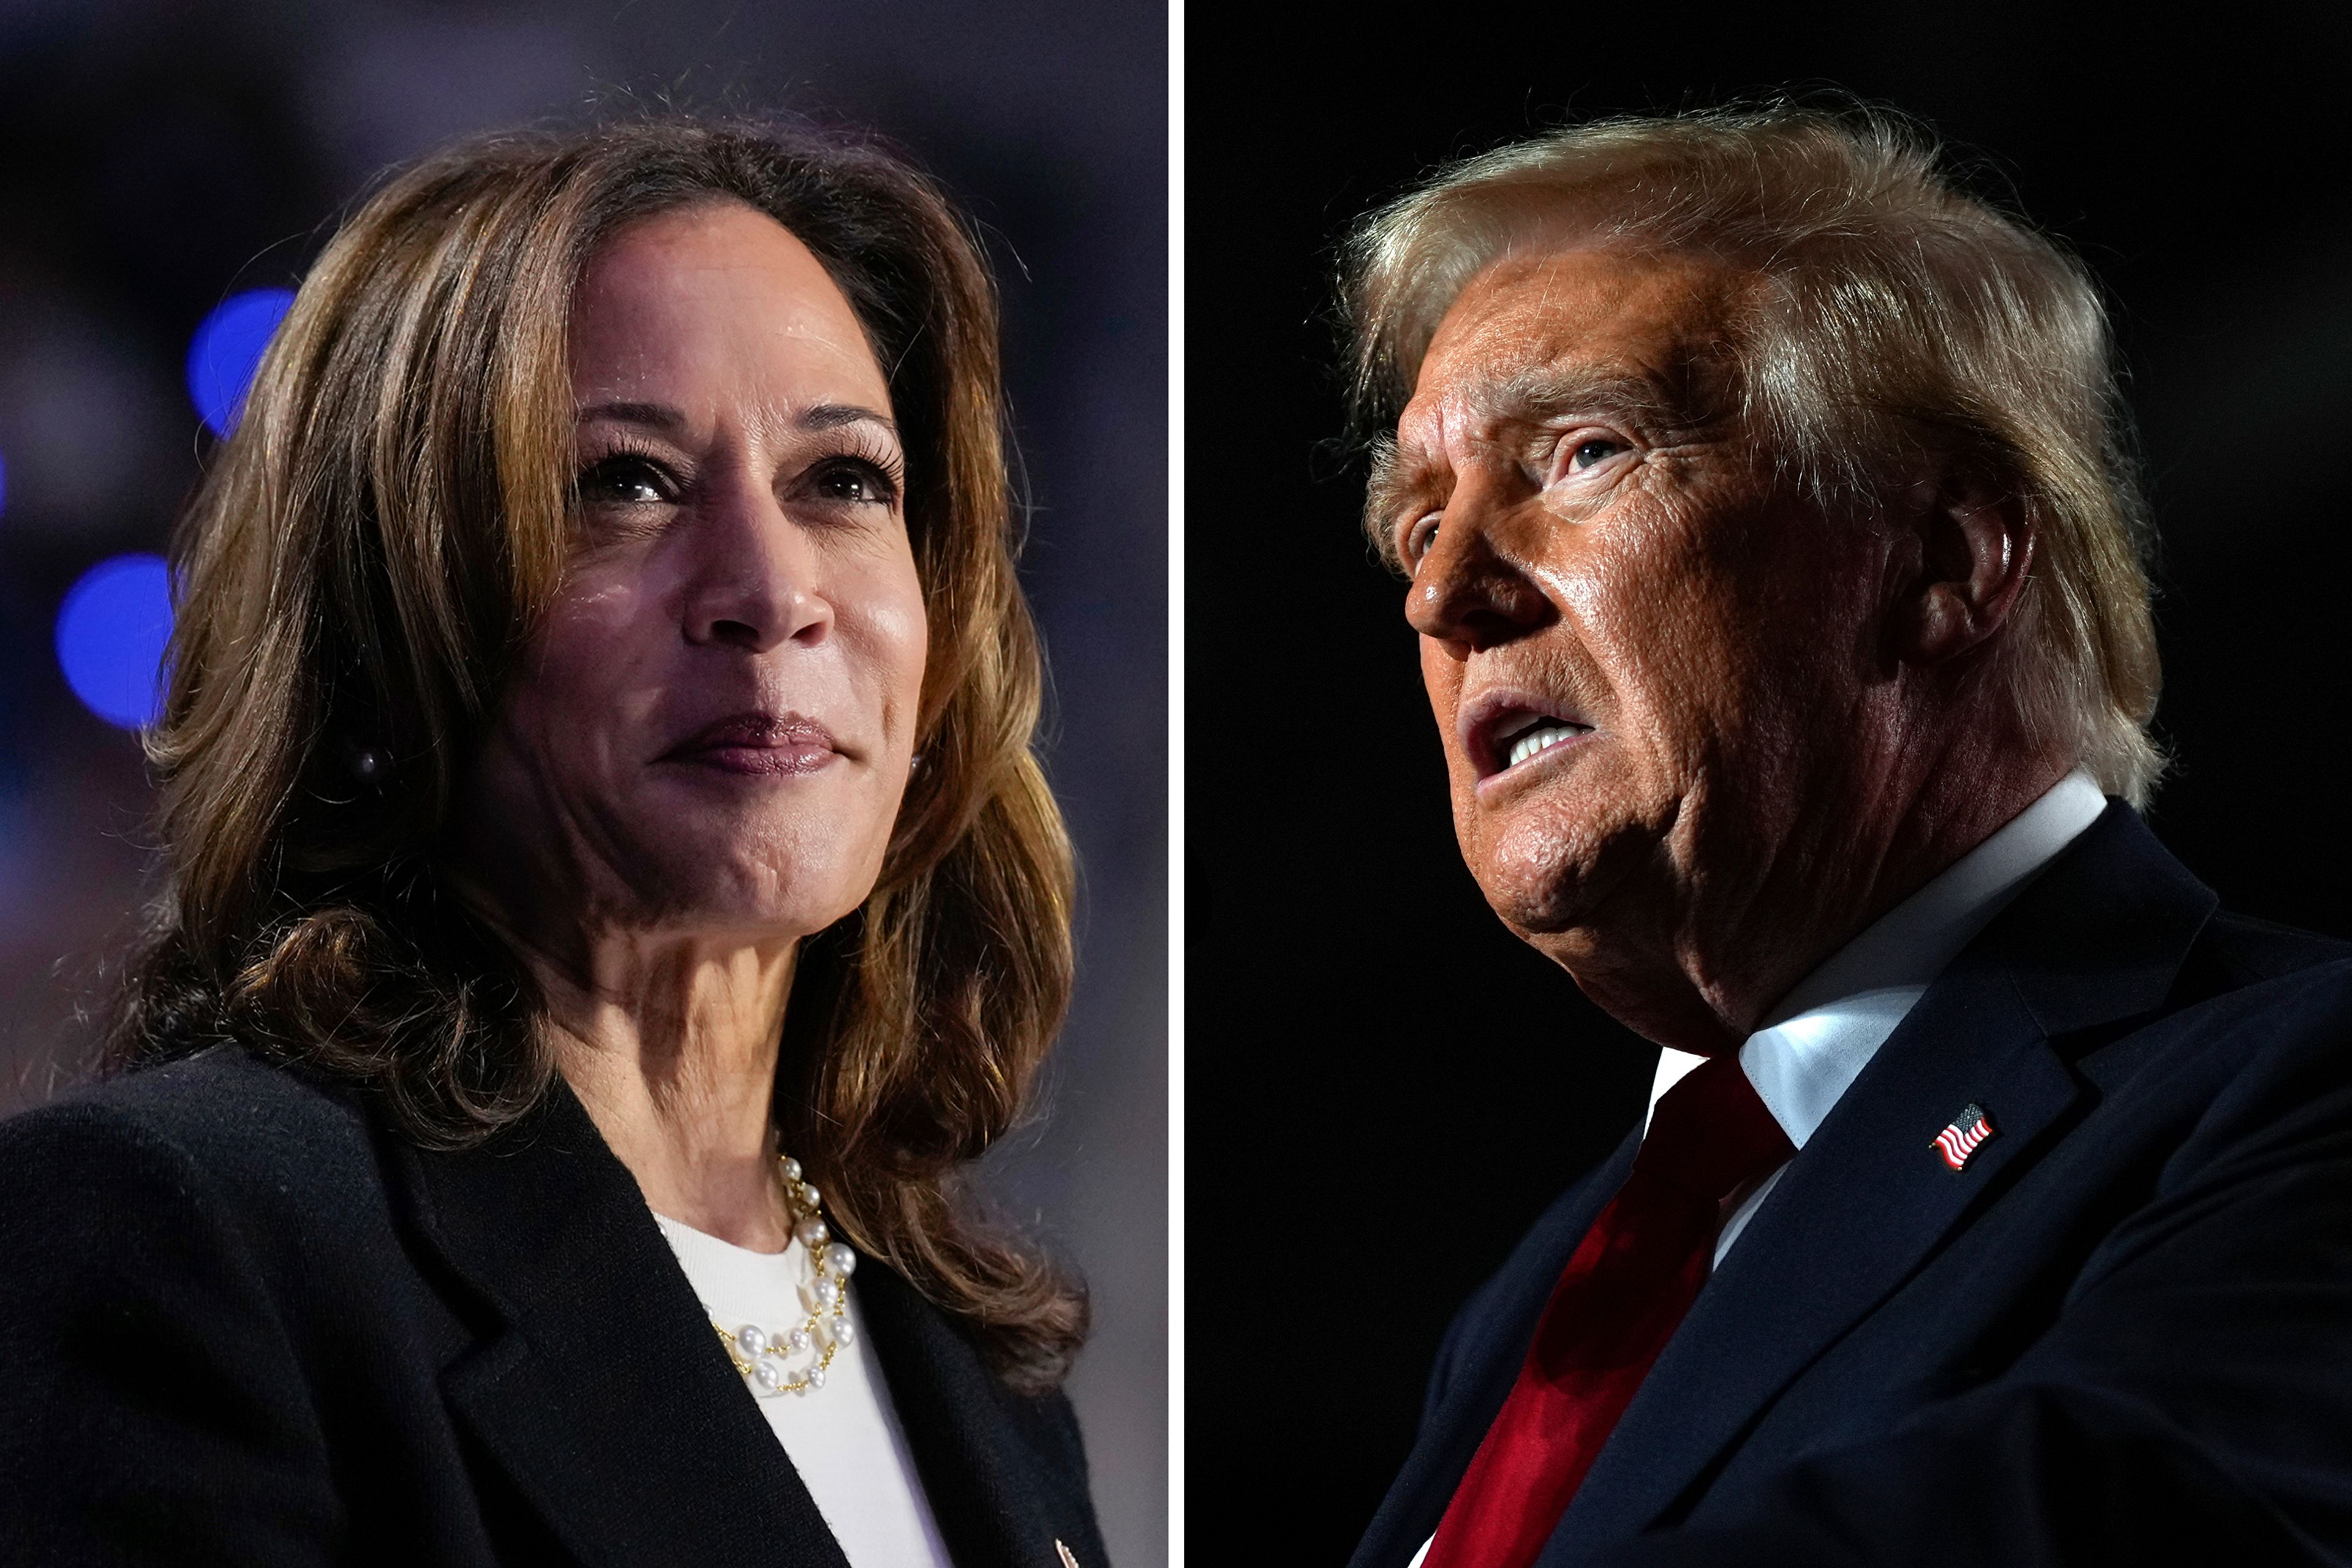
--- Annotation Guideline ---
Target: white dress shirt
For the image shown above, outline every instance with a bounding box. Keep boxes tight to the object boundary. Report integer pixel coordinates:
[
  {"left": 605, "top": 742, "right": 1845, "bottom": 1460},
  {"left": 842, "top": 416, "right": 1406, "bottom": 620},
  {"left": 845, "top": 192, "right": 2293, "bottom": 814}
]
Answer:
[
  {"left": 1648, "top": 768, "right": 2109, "bottom": 1264},
  {"left": 654, "top": 1215, "right": 955, "bottom": 1568},
  {"left": 1408, "top": 773, "right": 2108, "bottom": 1568}
]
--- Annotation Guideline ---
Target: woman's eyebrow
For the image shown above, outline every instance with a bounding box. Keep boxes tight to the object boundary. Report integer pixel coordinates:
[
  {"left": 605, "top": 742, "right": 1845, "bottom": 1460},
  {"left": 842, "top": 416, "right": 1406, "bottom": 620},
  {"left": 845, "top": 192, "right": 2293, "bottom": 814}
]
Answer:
[
  {"left": 576, "top": 399, "right": 687, "bottom": 431},
  {"left": 571, "top": 401, "right": 897, "bottom": 436},
  {"left": 799, "top": 402, "right": 897, "bottom": 435}
]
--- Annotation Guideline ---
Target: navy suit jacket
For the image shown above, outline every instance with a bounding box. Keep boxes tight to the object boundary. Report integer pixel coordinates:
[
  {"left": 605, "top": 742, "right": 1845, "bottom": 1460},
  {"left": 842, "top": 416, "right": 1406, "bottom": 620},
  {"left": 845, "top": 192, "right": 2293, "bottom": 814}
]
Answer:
[
  {"left": 1351, "top": 802, "right": 2352, "bottom": 1567},
  {"left": 0, "top": 1047, "right": 1107, "bottom": 1567}
]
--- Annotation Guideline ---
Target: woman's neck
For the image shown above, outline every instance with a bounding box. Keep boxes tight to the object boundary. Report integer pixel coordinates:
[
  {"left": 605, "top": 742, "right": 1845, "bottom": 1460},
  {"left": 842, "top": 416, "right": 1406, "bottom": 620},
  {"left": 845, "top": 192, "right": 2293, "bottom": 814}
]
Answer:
[{"left": 531, "top": 932, "right": 801, "bottom": 1251}]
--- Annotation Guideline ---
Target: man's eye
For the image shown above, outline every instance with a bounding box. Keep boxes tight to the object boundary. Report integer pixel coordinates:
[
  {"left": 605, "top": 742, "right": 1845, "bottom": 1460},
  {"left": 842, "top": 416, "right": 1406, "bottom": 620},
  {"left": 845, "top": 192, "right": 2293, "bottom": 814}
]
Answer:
[
  {"left": 1405, "top": 511, "right": 1441, "bottom": 565},
  {"left": 1569, "top": 437, "right": 1625, "bottom": 472}
]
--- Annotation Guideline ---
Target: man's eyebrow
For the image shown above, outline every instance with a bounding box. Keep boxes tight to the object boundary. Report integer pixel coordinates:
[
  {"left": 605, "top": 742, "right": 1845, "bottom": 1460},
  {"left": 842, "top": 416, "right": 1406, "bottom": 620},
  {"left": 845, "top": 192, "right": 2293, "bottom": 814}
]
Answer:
[
  {"left": 1478, "top": 363, "right": 1704, "bottom": 429},
  {"left": 1362, "top": 366, "right": 1684, "bottom": 525},
  {"left": 571, "top": 401, "right": 899, "bottom": 436},
  {"left": 1363, "top": 434, "right": 1449, "bottom": 564}
]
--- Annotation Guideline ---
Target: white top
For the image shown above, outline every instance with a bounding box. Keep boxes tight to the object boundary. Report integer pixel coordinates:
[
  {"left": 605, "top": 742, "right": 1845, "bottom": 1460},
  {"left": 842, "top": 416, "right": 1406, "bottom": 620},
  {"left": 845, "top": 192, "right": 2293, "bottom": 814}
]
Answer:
[
  {"left": 653, "top": 1215, "right": 955, "bottom": 1568},
  {"left": 1646, "top": 768, "right": 2109, "bottom": 1263},
  {"left": 1407, "top": 771, "right": 2108, "bottom": 1568}
]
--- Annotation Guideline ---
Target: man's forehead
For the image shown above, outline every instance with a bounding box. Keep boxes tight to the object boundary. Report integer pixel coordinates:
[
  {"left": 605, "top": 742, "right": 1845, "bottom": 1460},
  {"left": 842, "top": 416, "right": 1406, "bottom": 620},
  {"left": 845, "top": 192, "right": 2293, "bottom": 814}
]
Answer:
[{"left": 1404, "top": 246, "right": 1747, "bottom": 437}]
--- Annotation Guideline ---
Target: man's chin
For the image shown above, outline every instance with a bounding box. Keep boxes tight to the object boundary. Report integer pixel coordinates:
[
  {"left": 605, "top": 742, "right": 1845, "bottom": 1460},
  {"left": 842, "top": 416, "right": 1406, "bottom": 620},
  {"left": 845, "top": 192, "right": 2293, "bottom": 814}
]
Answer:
[
  {"left": 1474, "top": 850, "right": 1640, "bottom": 948},
  {"left": 1481, "top": 876, "right": 1596, "bottom": 937},
  {"left": 1465, "top": 812, "right": 1660, "bottom": 937}
]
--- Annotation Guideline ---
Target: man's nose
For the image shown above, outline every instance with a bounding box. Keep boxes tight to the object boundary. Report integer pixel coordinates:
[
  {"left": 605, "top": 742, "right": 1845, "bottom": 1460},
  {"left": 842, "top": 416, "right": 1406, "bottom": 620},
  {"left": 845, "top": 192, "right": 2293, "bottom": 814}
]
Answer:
[
  {"left": 1402, "top": 485, "right": 1553, "bottom": 654},
  {"left": 681, "top": 475, "right": 833, "bottom": 653}
]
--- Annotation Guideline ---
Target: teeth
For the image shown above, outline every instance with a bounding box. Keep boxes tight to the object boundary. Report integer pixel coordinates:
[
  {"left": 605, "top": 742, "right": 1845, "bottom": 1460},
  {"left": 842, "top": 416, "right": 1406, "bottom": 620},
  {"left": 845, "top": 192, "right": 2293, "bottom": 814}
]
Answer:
[{"left": 1506, "top": 722, "right": 1585, "bottom": 769}]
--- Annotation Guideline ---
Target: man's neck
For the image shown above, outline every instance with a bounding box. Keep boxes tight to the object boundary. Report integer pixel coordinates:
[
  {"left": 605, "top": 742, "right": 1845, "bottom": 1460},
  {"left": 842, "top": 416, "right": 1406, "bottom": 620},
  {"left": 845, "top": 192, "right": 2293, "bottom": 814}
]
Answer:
[
  {"left": 1649, "top": 768, "right": 2110, "bottom": 1149},
  {"left": 1562, "top": 752, "right": 2076, "bottom": 1054}
]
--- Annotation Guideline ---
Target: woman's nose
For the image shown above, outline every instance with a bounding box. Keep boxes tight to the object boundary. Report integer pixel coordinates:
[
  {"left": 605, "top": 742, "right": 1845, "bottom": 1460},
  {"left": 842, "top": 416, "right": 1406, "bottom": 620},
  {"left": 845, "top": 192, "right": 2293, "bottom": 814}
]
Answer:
[{"left": 682, "top": 477, "right": 832, "bottom": 653}]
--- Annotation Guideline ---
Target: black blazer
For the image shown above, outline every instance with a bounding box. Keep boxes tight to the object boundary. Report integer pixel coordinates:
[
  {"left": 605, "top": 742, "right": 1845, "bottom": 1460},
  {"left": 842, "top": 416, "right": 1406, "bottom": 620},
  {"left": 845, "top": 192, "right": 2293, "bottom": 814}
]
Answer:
[
  {"left": 0, "top": 1047, "right": 1110, "bottom": 1568},
  {"left": 1351, "top": 802, "right": 2352, "bottom": 1567}
]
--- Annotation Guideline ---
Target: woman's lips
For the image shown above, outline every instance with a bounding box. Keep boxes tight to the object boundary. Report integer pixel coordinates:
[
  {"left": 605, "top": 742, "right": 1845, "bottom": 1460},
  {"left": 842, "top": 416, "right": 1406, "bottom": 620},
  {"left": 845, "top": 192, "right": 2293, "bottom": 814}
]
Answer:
[
  {"left": 661, "top": 712, "right": 842, "bottom": 776},
  {"left": 687, "top": 744, "right": 837, "bottom": 775}
]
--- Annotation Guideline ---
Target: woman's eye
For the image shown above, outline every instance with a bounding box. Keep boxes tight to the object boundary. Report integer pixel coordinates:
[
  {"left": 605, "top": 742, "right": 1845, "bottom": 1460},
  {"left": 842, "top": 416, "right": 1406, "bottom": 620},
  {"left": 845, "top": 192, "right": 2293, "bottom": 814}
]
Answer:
[
  {"left": 1569, "top": 437, "right": 1625, "bottom": 472},
  {"left": 576, "top": 456, "right": 672, "bottom": 507},
  {"left": 810, "top": 459, "right": 900, "bottom": 508}
]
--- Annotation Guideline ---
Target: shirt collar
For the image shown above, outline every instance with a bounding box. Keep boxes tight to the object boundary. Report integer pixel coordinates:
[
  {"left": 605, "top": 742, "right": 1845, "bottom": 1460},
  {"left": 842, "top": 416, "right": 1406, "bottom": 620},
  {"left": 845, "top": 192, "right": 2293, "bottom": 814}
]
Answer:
[{"left": 1647, "top": 769, "right": 2110, "bottom": 1147}]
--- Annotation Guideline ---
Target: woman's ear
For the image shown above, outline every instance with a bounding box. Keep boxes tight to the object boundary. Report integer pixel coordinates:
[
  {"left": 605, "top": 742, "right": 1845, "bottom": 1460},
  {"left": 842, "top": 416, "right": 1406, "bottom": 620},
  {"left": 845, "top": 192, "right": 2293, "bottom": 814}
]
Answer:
[{"left": 1888, "top": 467, "right": 2035, "bottom": 668}]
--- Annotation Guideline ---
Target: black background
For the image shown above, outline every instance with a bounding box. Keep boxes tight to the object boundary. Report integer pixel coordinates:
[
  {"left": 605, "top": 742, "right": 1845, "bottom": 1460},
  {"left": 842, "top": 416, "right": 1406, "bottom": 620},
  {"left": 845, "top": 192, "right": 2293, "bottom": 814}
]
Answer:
[{"left": 1187, "top": 7, "right": 2352, "bottom": 1560}]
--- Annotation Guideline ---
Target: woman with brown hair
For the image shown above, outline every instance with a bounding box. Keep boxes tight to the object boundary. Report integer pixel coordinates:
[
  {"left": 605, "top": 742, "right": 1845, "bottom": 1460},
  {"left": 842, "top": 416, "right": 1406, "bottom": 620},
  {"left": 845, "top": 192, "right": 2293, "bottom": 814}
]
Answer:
[{"left": 0, "top": 118, "right": 1102, "bottom": 1568}]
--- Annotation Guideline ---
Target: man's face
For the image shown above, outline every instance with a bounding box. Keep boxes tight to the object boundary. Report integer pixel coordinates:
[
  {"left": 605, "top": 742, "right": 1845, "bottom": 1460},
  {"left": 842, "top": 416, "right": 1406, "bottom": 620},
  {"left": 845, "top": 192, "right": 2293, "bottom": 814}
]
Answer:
[{"left": 1380, "top": 247, "right": 1890, "bottom": 980}]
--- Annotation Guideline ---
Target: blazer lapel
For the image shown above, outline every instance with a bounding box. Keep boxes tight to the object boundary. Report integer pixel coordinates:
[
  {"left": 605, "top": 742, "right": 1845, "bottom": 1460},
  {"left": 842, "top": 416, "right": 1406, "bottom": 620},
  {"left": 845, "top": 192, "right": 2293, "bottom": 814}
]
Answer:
[
  {"left": 854, "top": 1264, "right": 1109, "bottom": 1568},
  {"left": 388, "top": 1083, "right": 850, "bottom": 1568},
  {"left": 1348, "top": 1128, "right": 1643, "bottom": 1568},
  {"left": 1547, "top": 804, "right": 2218, "bottom": 1562}
]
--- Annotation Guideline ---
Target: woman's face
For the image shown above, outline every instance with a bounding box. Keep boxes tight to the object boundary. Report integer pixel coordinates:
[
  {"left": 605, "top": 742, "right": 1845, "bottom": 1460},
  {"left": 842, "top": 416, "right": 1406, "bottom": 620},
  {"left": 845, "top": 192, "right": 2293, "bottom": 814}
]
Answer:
[{"left": 459, "top": 200, "right": 927, "bottom": 960}]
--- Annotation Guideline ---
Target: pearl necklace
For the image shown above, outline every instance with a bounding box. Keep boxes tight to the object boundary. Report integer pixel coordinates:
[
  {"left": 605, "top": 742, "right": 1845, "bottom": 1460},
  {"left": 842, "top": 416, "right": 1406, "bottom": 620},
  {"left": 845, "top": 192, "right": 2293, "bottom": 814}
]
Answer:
[{"left": 711, "top": 1153, "right": 858, "bottom": 1398}]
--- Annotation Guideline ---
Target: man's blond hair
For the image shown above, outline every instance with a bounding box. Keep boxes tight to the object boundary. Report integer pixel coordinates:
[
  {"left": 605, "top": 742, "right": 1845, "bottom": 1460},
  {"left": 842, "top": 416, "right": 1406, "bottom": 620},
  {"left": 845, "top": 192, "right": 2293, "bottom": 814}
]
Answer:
[{"left": 1344, "top": 104, "right": 2164, "bottom": 804}]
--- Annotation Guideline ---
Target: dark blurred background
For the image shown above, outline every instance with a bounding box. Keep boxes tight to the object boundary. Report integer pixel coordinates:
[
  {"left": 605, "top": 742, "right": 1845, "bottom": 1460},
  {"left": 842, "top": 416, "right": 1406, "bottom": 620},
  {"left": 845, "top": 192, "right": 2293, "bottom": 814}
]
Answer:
[
  {"left": 0, "top": 3, "right": 1164, "bottom": 1562},
  {"left": 1188, "top": 7, "right": 2352, "bottom": 1561}
]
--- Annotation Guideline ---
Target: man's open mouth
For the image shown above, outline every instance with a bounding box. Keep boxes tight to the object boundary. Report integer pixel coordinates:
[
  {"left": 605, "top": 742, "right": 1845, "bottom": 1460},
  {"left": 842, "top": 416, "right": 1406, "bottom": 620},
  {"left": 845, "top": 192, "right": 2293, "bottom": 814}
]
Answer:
[
  {"left": 1494, "top": 711, "right": 1593, "bottom": 771},
  {"left": 1462, "top": 688, "right": 1598, "bottom": 781}
]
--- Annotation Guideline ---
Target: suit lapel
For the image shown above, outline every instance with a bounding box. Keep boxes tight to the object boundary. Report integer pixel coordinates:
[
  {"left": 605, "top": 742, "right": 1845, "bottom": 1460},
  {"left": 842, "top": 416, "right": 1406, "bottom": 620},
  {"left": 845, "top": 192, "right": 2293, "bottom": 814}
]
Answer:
[
  {"left": 1348, "top": 1128, "right": 1642, "bottom": 1568},
  {"left": 1546, "top": 804, "right": 2218, "bottom": 1561},
  {"left": 1550, "top": 978, "right": 2081, "bottom": 1559},
  {"left": 388, "top": 1083, "right": 849, "bottom": 1568},
  {"left": 857, "top": 1265, "right": 1109, "bottom": 1568}
]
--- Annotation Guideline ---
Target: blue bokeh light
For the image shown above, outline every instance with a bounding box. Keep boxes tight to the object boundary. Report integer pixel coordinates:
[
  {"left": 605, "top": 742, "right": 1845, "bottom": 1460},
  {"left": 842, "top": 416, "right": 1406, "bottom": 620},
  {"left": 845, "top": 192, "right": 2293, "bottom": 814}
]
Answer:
[
  {"left": 55, "top": 553, "right": 173, "bottom": 730},
  {"left": 186, "top": 287, "right": 296, "bottom": 437}
]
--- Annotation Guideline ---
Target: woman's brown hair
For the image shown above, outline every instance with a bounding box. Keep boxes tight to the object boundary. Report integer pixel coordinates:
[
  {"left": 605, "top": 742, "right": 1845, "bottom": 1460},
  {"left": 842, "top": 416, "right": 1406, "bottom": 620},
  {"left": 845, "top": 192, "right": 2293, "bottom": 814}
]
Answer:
[{"left": 106, "top": 118, "right": 1084, "bottom": 1389}]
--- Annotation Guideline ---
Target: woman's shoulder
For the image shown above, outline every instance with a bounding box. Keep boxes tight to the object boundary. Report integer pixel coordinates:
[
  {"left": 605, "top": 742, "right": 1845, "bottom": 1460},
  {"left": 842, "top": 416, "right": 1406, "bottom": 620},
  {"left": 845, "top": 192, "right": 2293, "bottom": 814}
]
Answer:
[
  {"left": 0, "top": 1044, "right": 388, "bottom": 1237},
  {"left": 0, "top": 1049, "right": 458, "bottom": 1561}
]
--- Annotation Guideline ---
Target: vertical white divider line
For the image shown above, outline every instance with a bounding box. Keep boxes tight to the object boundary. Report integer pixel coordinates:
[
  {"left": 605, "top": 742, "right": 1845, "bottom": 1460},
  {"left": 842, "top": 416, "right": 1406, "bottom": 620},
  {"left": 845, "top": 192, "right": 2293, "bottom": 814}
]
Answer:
[{"left": 1163, "top": 1, "right": 1187, "bottom": 1563}]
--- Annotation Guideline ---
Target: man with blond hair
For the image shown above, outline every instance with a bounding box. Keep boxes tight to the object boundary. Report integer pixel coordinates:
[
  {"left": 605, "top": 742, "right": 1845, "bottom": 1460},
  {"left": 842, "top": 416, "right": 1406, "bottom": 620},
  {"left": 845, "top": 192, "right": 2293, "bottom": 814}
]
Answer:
[{"left": 1344, "top": 105, "right": 2352, "bottom": 1568}]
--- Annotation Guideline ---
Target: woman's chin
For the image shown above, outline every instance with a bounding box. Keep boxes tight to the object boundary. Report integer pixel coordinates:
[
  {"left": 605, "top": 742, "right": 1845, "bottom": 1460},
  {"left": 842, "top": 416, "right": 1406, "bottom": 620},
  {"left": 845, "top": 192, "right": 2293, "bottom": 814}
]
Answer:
[
  {"left": 644, "top": 771, "right": 899, "bottom": 853},
  {"left": 608, "top": 851, "right": 878, "bottom": 947}
]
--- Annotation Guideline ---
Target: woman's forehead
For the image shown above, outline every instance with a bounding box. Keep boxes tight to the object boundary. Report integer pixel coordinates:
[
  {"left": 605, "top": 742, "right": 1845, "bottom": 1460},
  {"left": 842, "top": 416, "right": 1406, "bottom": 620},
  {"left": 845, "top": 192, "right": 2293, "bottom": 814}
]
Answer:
[{"left": 568, "top": 201, "right": 892, "bottom": 423}]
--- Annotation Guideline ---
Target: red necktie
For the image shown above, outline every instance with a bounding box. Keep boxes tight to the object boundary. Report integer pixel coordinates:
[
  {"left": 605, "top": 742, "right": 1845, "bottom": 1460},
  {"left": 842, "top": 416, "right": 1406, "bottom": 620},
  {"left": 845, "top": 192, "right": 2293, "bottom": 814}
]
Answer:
[{"left": 1421, "top": 1054, "right": 1796, "bottom": 1568}]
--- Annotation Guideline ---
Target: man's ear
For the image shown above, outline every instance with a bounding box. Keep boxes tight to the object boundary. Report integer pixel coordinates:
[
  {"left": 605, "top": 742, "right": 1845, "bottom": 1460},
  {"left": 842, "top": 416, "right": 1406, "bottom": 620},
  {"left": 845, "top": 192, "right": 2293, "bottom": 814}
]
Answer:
[{"left": 1890, "top": 467, "right": 2035, "bottom": 668}]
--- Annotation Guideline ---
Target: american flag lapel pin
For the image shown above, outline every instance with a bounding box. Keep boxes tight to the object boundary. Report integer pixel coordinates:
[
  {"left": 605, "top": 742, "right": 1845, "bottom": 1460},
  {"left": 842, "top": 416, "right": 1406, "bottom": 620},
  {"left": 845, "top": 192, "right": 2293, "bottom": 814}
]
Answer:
[{"left": 1933, "top": 1102, "right": 1996, "bottom": 1170}]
